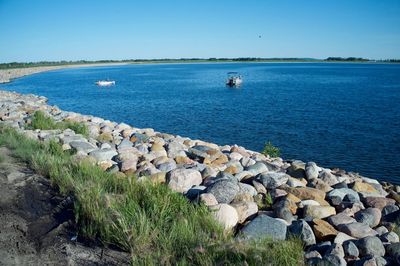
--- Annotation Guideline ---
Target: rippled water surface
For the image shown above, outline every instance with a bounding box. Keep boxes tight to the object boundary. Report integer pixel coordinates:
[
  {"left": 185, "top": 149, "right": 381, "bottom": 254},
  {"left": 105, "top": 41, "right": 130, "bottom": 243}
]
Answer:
[{"left": 2, "top": 63, "right": 400, "bottom": 183}]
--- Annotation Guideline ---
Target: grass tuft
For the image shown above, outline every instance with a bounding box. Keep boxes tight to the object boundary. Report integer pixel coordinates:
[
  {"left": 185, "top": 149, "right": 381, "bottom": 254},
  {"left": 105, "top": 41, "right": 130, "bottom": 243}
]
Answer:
[
  {"left": 28, "top": 110, "right": 89, "bottom": 136},
  {"left": 261, "top": 141, "right": 281, "bottom": 158},
  {"left": 0, "top": 126, "right": 304, "bottom": 265}
]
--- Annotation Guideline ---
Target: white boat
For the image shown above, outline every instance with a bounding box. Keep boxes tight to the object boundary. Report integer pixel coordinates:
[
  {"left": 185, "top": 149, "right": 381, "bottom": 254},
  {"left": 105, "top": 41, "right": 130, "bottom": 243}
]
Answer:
[
  {"left": 226, "top": 72, "right": 242, "bottom": 87},
  {"left": 96, "top": 80, "right": 115, "bottom": 86}
]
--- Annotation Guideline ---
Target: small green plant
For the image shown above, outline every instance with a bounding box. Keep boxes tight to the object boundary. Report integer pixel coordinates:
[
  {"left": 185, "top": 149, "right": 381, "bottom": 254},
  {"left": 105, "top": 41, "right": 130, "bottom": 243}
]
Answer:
[
  {"left": 28, "top": 111, "right": 88, "bottom": 137},
  {"left": 30, "top": 110, "right": 58, "bottom": 130},
  {"left": 255, "top": 193, "right": 273, "bottom": 210},
  {"left": 262, "top": 141, "right": 281, "bottom": 158}
]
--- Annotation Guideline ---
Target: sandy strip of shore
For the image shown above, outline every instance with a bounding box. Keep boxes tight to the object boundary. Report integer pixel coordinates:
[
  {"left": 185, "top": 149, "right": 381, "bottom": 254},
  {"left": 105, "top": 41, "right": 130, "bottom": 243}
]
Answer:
[{"left": 0, "top": 63, "right": 128, "bottom": 84}]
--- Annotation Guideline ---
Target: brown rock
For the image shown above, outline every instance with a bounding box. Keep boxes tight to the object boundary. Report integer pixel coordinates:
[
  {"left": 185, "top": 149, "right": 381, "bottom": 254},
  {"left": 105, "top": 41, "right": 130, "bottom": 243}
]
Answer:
[
  {"left": 286, "top": 193, "right": 301, "bottom": 214},
  {"left": 98, "top": 132, "right": 113, "bottom": 142},
  {"left": 224, "top": 165, "right": 240, "bottom": 175},
  {"left": 211, "top": 154, "right": 229, "bottom": 165},
  {"left": 313, "top": 219, "right": 338, "bottom": 241},
  {"left": 304, "top": 205, "right": 336, "bottom": 219},
  {"left": 149, "top": 172, "right": 166, "bottom": 184},
  {"left": 175, "top": 156, "right": 194, "bottom": 165},
  {"left": 352, "top": 181, "right": 378, "bottom": 193},
  {"left": 363, "top": 197, "right": 396, "bottom": 210},
  {"left": 98, "top": 160, "right": 113, "bottom": 171},
  {"left": 283, "top": 187, "right": 330, "bottom": 206}
]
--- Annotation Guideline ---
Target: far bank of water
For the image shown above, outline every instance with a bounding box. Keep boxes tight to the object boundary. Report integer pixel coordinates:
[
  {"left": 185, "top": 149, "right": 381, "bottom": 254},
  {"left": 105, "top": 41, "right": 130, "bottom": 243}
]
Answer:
[{"left": 1, "top": 62, "right": 399, "bottom": 183}]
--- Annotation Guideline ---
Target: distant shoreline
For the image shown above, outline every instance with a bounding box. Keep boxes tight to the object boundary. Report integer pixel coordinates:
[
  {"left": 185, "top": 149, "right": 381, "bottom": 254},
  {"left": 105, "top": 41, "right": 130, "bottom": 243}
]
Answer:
[{"left": 0, "top": 62, "right": 128, "bottom": 84}]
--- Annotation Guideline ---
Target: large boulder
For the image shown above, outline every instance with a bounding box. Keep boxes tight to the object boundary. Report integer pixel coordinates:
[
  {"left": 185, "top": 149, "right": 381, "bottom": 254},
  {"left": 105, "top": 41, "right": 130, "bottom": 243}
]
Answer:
[
  {"left": 209, "top": 204, "right": 238, "bottom": 230},
  {"left": 289, "top": 219, "right": 316, "bottom": 246},
  {"left": 256, "top": 172, "right": 289, "bottom": 189},
  {"left": 245, "top": 162, "right": 269, "bottom": 176},
  {"left": 362, "top": 197, "right": 396, "bottom": 210},
  {"left": 167, "top": 168, "right": 202, "bottom": 193},
  {"left": 327, "top": 213, "right": 357, "bottom": 228},
  {"left": 206, "top": 180, "right": 240, "bottom": 204},
  {"left": 240, "top": 214, "right": 287, "bottom": 241},
  {"left": 89, "top": 148, "right": 118, "bottom": 162},
  {"left": 354, "top": 208, "right": 381, "bottom": 228},
  {"left": 337, "top": 222, "right": 378, "bottom": 239},
  {"left": 312, "top": 219, "right": 338, "bottom": 241},
  {"left": 327, "top": 188, "right": 360, "bottom": 202},
  {"left": 69, "top": 140, "right": 97, "bottom": 153},
  {"left": 356, "top": 236, "right": 385, "bottom": 257},
  {"left": 305, "top": 162, "right": 319, "bottom": 180},
  {"left": 303, "top": 205, "right": 336, "bottom": 220}
]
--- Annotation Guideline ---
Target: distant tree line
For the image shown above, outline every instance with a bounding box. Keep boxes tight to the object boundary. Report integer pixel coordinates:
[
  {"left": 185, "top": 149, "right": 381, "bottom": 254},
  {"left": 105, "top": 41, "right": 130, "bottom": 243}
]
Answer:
[
  {"left": 325, "top": 57, "right": 370, "bottom": 62},
  {"left": 1, "top": 57, "right": 399, "bottom": 69}
]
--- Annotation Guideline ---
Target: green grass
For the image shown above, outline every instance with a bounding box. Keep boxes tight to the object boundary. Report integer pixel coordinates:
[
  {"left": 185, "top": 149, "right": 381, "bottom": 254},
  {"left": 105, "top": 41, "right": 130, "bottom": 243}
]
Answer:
[
  {"left": 28, "top": 110, "right": 88, "bottom": 136},
  {"left": 261, "top": 141, "right": 281, "bottom": 158},
  {"left": 0, "top": 126, "right": 304, "bottom": 265}
]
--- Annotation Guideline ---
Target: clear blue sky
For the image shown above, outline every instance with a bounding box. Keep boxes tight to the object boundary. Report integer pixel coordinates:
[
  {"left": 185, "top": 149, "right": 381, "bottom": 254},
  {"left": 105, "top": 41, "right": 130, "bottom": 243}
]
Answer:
[{"left": 1, "top": 0, "right": 399, "bottom": 62}]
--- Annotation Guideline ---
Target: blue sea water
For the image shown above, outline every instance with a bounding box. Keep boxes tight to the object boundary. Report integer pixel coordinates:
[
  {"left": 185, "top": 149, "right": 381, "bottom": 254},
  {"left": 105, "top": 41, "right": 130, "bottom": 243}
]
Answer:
[{"left": 2, "top": 63, "right": 400, "bottom": 183}]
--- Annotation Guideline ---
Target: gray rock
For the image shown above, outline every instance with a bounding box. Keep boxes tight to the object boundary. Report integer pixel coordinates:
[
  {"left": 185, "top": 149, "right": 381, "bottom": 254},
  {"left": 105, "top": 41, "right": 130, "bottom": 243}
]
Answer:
[
  {"left": 382, "top": 204, "right": 399, "bottom": 217},
  {"left": 206, "top": 180, "right": 240, "bottom": 204},
  {"left": 69, "top": 140, "right": 97, "bottom": 153},
  {"left": 286, "top": 160, "right": 306, "bottom": 179},
  {"left": 338, "top": 222, "right": 378, "bottom": 239},
  {"left": 187, "top": 145, "right": 219, "bottom": 161},
  {"left": 328, "top": 212, "right": 357, "bottom": 228},
  {"left": 289, "top": 220, "right": 316, "bottom": 246},
  {"left": 343, "top": 240, "right": 359, "bottom": 258},
  {"left": 287, "top": 177, "right": 306, "bottom": 187},
  {"left": 240, "top": 214, "right": 287, "bottom": 241},
  {"left": 201, "top": 166, "right": 218, "bottom": 179},
  {"left": 327, "top": 188, "right": 360, "bottom": 202},
  {"left": 325, "top": 243, "right": 345, "bottom": 258},
  {"left": 274, "top": 199, "right": 295, "bottom": 223},
  {"left": 375, "top": 226, "right": 389, "bottom": 235},
  {"left": 305, "top": 162, "right": 319, "bottom": 180},
  {"left": 386, "top": 242, "right": 400, "bottom": 264},
  {"left": 245, "top": 162, "right": 269, "bottom": 176},
  {"left": 381, "top": 232, "right": 399, "bottom": 243},
  {"left": 356, "top": 236, "right": 385, "bottom": 257},
  {"left": 355, "top": 208, "right": 382, "bottom": 228},
  {"left": 117, "top": 138, "right": 133, "bottom": 149},
  {"left": 89, "top": 148, "right": 118, "bottom": 162},
  {"left": 156, "top": 160, "right": 177, "bottom": 172},
  {"left": 240, "top": 157, "right": 255, "bottom": 168},
  {"left": 322, "top": 254, "right": 346, "bottom": 266},
  {"left": 166, "top": 141, "right": 187, "bottom": 158},
  {"left": 256, "top": 172, "right": 289, "bottom": 189},
  {"left": 167, "top": 168, "right": 202, "bottom": 193},
  {"left": 238, "top": 182, "right": 257, "bottom": 196},
  {"left": 319, "top": 170, "right": 338, "bottom": 186}
]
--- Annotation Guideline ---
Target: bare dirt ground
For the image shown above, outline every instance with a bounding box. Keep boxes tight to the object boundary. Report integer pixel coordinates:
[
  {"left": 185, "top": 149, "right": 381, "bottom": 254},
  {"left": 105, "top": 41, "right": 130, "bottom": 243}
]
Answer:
[{"left": 0, "top": 147, "right": 130, "bottom": 265}]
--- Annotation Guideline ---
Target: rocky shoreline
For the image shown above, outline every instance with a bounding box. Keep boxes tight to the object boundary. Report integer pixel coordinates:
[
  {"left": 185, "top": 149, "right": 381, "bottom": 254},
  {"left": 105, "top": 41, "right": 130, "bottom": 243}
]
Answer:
[{"left": 1, "top": 89, "right": 400, "bottom": 265}]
